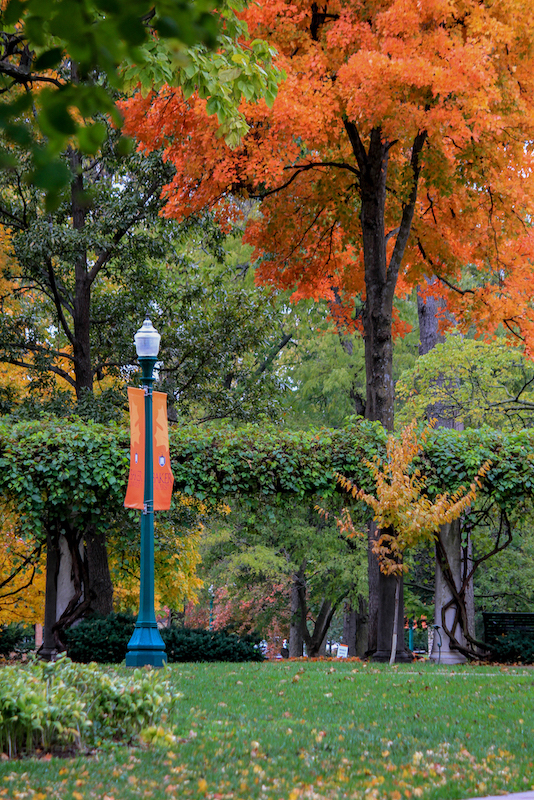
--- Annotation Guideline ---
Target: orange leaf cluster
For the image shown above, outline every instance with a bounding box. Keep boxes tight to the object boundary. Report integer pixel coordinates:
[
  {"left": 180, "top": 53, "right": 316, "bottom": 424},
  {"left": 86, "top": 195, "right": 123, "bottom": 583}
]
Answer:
[{"left": 121, "top": 0, "right": 534, "bottom": 347}]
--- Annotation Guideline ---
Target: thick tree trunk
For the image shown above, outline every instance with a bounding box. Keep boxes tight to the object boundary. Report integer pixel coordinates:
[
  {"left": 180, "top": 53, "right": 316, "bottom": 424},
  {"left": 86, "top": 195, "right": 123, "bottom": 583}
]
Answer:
[
  {"left": 341, "top": 122, "right": 426, "bottom": 662},
  {"left": 417, "top": 286, "right": 444, "bottom": 356},
  {"left": 362, "top": 251, "right": 411, "bottom": 661},
  {"left": 40, "top": 527, "right": 60, "bottom": 660},
  {"left": 431, "top": 521, "right": 467, "bottom": 663},
  {"left": 372, "top": 519, "right": 410, "bottom": 662},
  {"left": 417, "top": 286, "right": 471, "bottom": 663},
  {"left": 71, "top": 148, "right": 93, "bottom": 398},
  {"left": 347, "top": 127, "right": 398, "bottom": 660},
  {"left": 40, "top": 145, "right": 113, "bottom": 648},
  {"left": 85, "top": 526, "right": 114, "bottom": 615}
]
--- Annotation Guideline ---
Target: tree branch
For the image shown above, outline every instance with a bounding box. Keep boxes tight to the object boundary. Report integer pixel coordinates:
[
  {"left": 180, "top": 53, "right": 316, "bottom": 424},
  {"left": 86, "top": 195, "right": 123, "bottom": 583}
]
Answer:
[
  {"left": 45, "top": 257, "right": 75, "bottom": 345},
  {"left": 0, "top": 353, "right": 77, "bottom": 388},
  {"left": 255, "top": 332, "right": 293, "bottom": 375},
  {"left": 255, "top": 160, "right": 359, "bottom": 200},
  {"left": 387, "top": 129, "right": 428, "bottom": 295},
  {"left": 87, "top": 178, "right": 164, "bottom": 285},
  {"left": 0, "top": 542, "right": 42, "bottom": 593}
]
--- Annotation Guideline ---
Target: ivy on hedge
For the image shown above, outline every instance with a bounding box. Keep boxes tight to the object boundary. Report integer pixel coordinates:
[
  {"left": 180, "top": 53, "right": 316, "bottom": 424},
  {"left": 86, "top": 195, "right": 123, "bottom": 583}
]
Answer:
[
  {"left": 1, "top": 417, "right": 534, "bottom": 524},
  {"left": 0, "top": 416, "right": 131, "bottom": 542},
  {"left": 168, "top": 420, "right": 385, "bottom": 502}
]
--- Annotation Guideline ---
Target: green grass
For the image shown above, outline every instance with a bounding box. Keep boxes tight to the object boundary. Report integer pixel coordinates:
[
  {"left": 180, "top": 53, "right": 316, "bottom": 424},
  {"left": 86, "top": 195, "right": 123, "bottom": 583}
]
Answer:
[{"left": 1, "top": 660, "right": 533, "bottom": 800}]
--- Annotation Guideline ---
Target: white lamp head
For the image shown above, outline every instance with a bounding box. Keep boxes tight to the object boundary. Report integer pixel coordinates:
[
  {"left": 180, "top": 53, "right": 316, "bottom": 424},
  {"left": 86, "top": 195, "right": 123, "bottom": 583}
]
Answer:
[{"left": 134, "top": 318, "right": 161, "bottom": 358}]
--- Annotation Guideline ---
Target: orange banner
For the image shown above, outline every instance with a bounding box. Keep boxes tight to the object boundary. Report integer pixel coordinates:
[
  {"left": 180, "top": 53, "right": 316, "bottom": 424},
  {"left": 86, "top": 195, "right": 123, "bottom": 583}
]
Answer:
[
  {"left": 152, "top": 391, "right": 174, "bottom": 510},
  {"left": 124, "top": 387, "right": 145, "bottom": 510},
  {"left": 124, "top": 388, "right": 174, "bottom": 511}
]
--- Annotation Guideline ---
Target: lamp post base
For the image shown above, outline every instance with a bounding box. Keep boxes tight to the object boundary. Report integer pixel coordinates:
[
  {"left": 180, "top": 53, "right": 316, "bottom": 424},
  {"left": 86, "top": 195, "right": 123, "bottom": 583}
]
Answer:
[{"left": 126, "top": 623, "right": 167, "bottom": 668}]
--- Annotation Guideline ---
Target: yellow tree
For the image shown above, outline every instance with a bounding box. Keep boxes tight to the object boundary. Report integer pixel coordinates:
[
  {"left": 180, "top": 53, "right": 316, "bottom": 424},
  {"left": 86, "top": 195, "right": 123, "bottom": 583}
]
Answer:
[
  {"left": 110, "top": 494, "right": 208, "bottom": 619},
  {"left": 335, "top": 422, "right": 490, "bottom": 663},
  {"left": 0, "top": 511, "right": 45, "bottom": 625}
]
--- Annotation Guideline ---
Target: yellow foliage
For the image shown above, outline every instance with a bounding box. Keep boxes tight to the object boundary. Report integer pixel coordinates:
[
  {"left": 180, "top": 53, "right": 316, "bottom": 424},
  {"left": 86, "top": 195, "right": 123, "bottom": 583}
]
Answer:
[
  {"left": 112, "top": 493, "right": 207, "bottom": 614},
  {"left": 335, "top": 421, "right": 490, "bottom": 576},
  {"left": 0, "top": 511, "right": 45, "bottom": 624}
]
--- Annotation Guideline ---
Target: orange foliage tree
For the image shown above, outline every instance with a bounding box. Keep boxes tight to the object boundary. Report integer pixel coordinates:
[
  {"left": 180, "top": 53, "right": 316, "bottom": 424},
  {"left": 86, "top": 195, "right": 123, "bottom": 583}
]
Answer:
[{"left": 121, "top": 0, "right": 534, "bottom": 656}]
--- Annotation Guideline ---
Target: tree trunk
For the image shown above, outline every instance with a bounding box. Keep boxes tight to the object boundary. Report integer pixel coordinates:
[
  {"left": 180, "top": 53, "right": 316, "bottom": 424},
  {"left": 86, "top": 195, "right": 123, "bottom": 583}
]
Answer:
[
  {"left": 389, "top": 576, "right": 401, "bottom": 666},
  {"left": 360, "top": 153, "right": 405, "bottom": 661},
  {"left": 366, "top": 524, "right": 379, "bottom": 655},
  {"left": 289, "top": 564, "right": 304, "bottom": 657},
  {"left": 305, "top": 598, "right": 334, "bottom": 657},
  {"left": 372, "top": 520, "right": 410, "bottom": 662},
  {"left": 295, "top": 570, "right": 339, "bottom": 657},
  {"left": 341, "top": 122, "right": 426, "bottom": 661},
  {"left": 431, "top": 520, "right": 467, "bottom": 663},
  {"left": 70, "top": 148, "right": 93, "bottom": 398},
  {"left": 417, "top": 286, "right": 470, "bottom": 663},
  {"left": 39, "top": 526, "right": 60, "bottom": 660},
  {"left": 40, "top": 141, "right": 113, "bottom": 646},
  {"left": 463, "top": 535, "right": 476, "bottom": 646},
  {"left": 343, "top": 595, "right": 368, "bottom": 657},
  {"left": 85, "top": 525, "right": 114, "bottom": 615}
]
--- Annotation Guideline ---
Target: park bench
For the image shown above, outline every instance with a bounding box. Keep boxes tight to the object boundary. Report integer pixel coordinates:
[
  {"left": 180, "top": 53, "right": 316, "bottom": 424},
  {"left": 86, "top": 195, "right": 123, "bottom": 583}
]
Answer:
[{"left": 482, "top": 612, "right": 534, "bottom": 647}]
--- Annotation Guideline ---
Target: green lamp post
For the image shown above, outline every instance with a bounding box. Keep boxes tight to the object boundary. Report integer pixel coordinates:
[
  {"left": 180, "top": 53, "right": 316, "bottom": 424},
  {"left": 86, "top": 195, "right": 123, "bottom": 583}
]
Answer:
[{"left": 126, "top": 318, "right": 167, "bottom": 668}]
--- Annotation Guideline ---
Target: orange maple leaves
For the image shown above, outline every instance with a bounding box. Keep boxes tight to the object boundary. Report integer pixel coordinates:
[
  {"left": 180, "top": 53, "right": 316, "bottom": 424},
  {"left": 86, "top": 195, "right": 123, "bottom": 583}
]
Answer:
[{"left": 121, "top": 0, "right": 534, "bottom": 352}]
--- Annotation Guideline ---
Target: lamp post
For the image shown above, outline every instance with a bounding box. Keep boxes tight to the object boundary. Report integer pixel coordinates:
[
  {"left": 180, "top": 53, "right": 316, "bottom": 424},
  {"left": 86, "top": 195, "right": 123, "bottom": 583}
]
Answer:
[{"left": 126, "top": 318, "right": 167, "bottom": 668}]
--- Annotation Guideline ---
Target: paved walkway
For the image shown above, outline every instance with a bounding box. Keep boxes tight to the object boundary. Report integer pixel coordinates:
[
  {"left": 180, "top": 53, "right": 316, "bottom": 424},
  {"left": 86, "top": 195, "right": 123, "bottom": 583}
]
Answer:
[{"left": 466, "top": 793, "right": 534, "bottom": 800}]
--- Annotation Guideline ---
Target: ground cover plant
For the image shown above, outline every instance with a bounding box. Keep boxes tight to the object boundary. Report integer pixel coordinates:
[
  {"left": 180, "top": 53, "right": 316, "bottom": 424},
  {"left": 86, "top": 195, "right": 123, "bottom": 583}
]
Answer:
[
  {"left": 0, "top": 655, "right": 177, "bottom": 758},
  {"left": 0, "top": 660, "right": 532, "bottom": 800}
]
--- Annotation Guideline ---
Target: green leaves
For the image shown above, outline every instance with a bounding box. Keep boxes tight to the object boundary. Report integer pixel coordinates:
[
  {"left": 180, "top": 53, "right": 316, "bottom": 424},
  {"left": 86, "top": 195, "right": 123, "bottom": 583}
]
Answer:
[
  {"left": 0, "top": 418, "right": 129, "bottom": 542},
  {"left": 0, "top": 0, "right": 227, "bottom": 203},
  {"left": 0, "top": 654, "right": 179, "bottom": 756}
]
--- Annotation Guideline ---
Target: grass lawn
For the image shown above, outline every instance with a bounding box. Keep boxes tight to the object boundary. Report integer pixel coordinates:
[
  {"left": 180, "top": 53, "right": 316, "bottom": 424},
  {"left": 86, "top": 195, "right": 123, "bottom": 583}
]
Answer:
[{"left": 0, "top": 659, "right": 532, "bottom": 800}]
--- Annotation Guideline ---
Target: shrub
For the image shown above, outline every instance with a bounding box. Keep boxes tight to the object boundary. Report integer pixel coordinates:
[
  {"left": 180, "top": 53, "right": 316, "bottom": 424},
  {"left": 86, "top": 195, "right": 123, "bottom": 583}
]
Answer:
[
  {"left": 0, "top": 654, "right": 178, "bottom": 757},
  {"left": 65, "top": 614, "right": 264, "bottom": 664},
  {"left": 64, "top": 613, "right": 135, "bottom": 663},
  {"left": 0, "top": 623, "right": 28, "bottom": 658},
  {"left": 161, "top": 627, "right": 264, "bottom": 663},
  {"left": 489, "top": 631, "right": 534, "bottom": 664}
]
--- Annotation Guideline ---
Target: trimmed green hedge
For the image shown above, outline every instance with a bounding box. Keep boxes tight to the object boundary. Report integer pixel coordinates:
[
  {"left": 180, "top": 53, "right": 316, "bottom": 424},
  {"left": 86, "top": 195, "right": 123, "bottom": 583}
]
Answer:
[
  {"left": 489, "top": 631, "right": 534, "bottom": 664},
  {"left": 161, "top": 627, "right": 264, "bottom": 663},
  {"left": 64, "top": 614, "right": 264, "bottom": 663},
  {"left": 64, "top": 613, "right": 136, "bottom": 663}
]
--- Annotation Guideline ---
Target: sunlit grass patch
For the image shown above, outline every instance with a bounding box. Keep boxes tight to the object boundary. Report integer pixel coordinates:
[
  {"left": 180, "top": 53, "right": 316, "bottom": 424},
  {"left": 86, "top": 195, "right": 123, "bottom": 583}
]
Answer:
[{"left": 0, "top": 660, "right": 533, "bottom": 799}]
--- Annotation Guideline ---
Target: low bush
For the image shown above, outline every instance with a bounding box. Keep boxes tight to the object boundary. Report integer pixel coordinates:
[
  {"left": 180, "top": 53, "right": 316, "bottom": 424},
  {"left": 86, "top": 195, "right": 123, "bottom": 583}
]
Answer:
[
  {"left": 0, "top": 654, "right": 178, "bottom": 757},
  {"left": 161, "top": 627, "right": 264, "bottom": 663},
  {"left": 489, "top": 631, "right": 534, "bottom": 663},
  {"left": 64, "top": 614, "right": 264, "bottom": 663},
  {"left": 0, "top": 623, "right": 29, "bottom": 657},
  {"left": 64, "top": 613, "right": 135, "bottom": 663}
]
